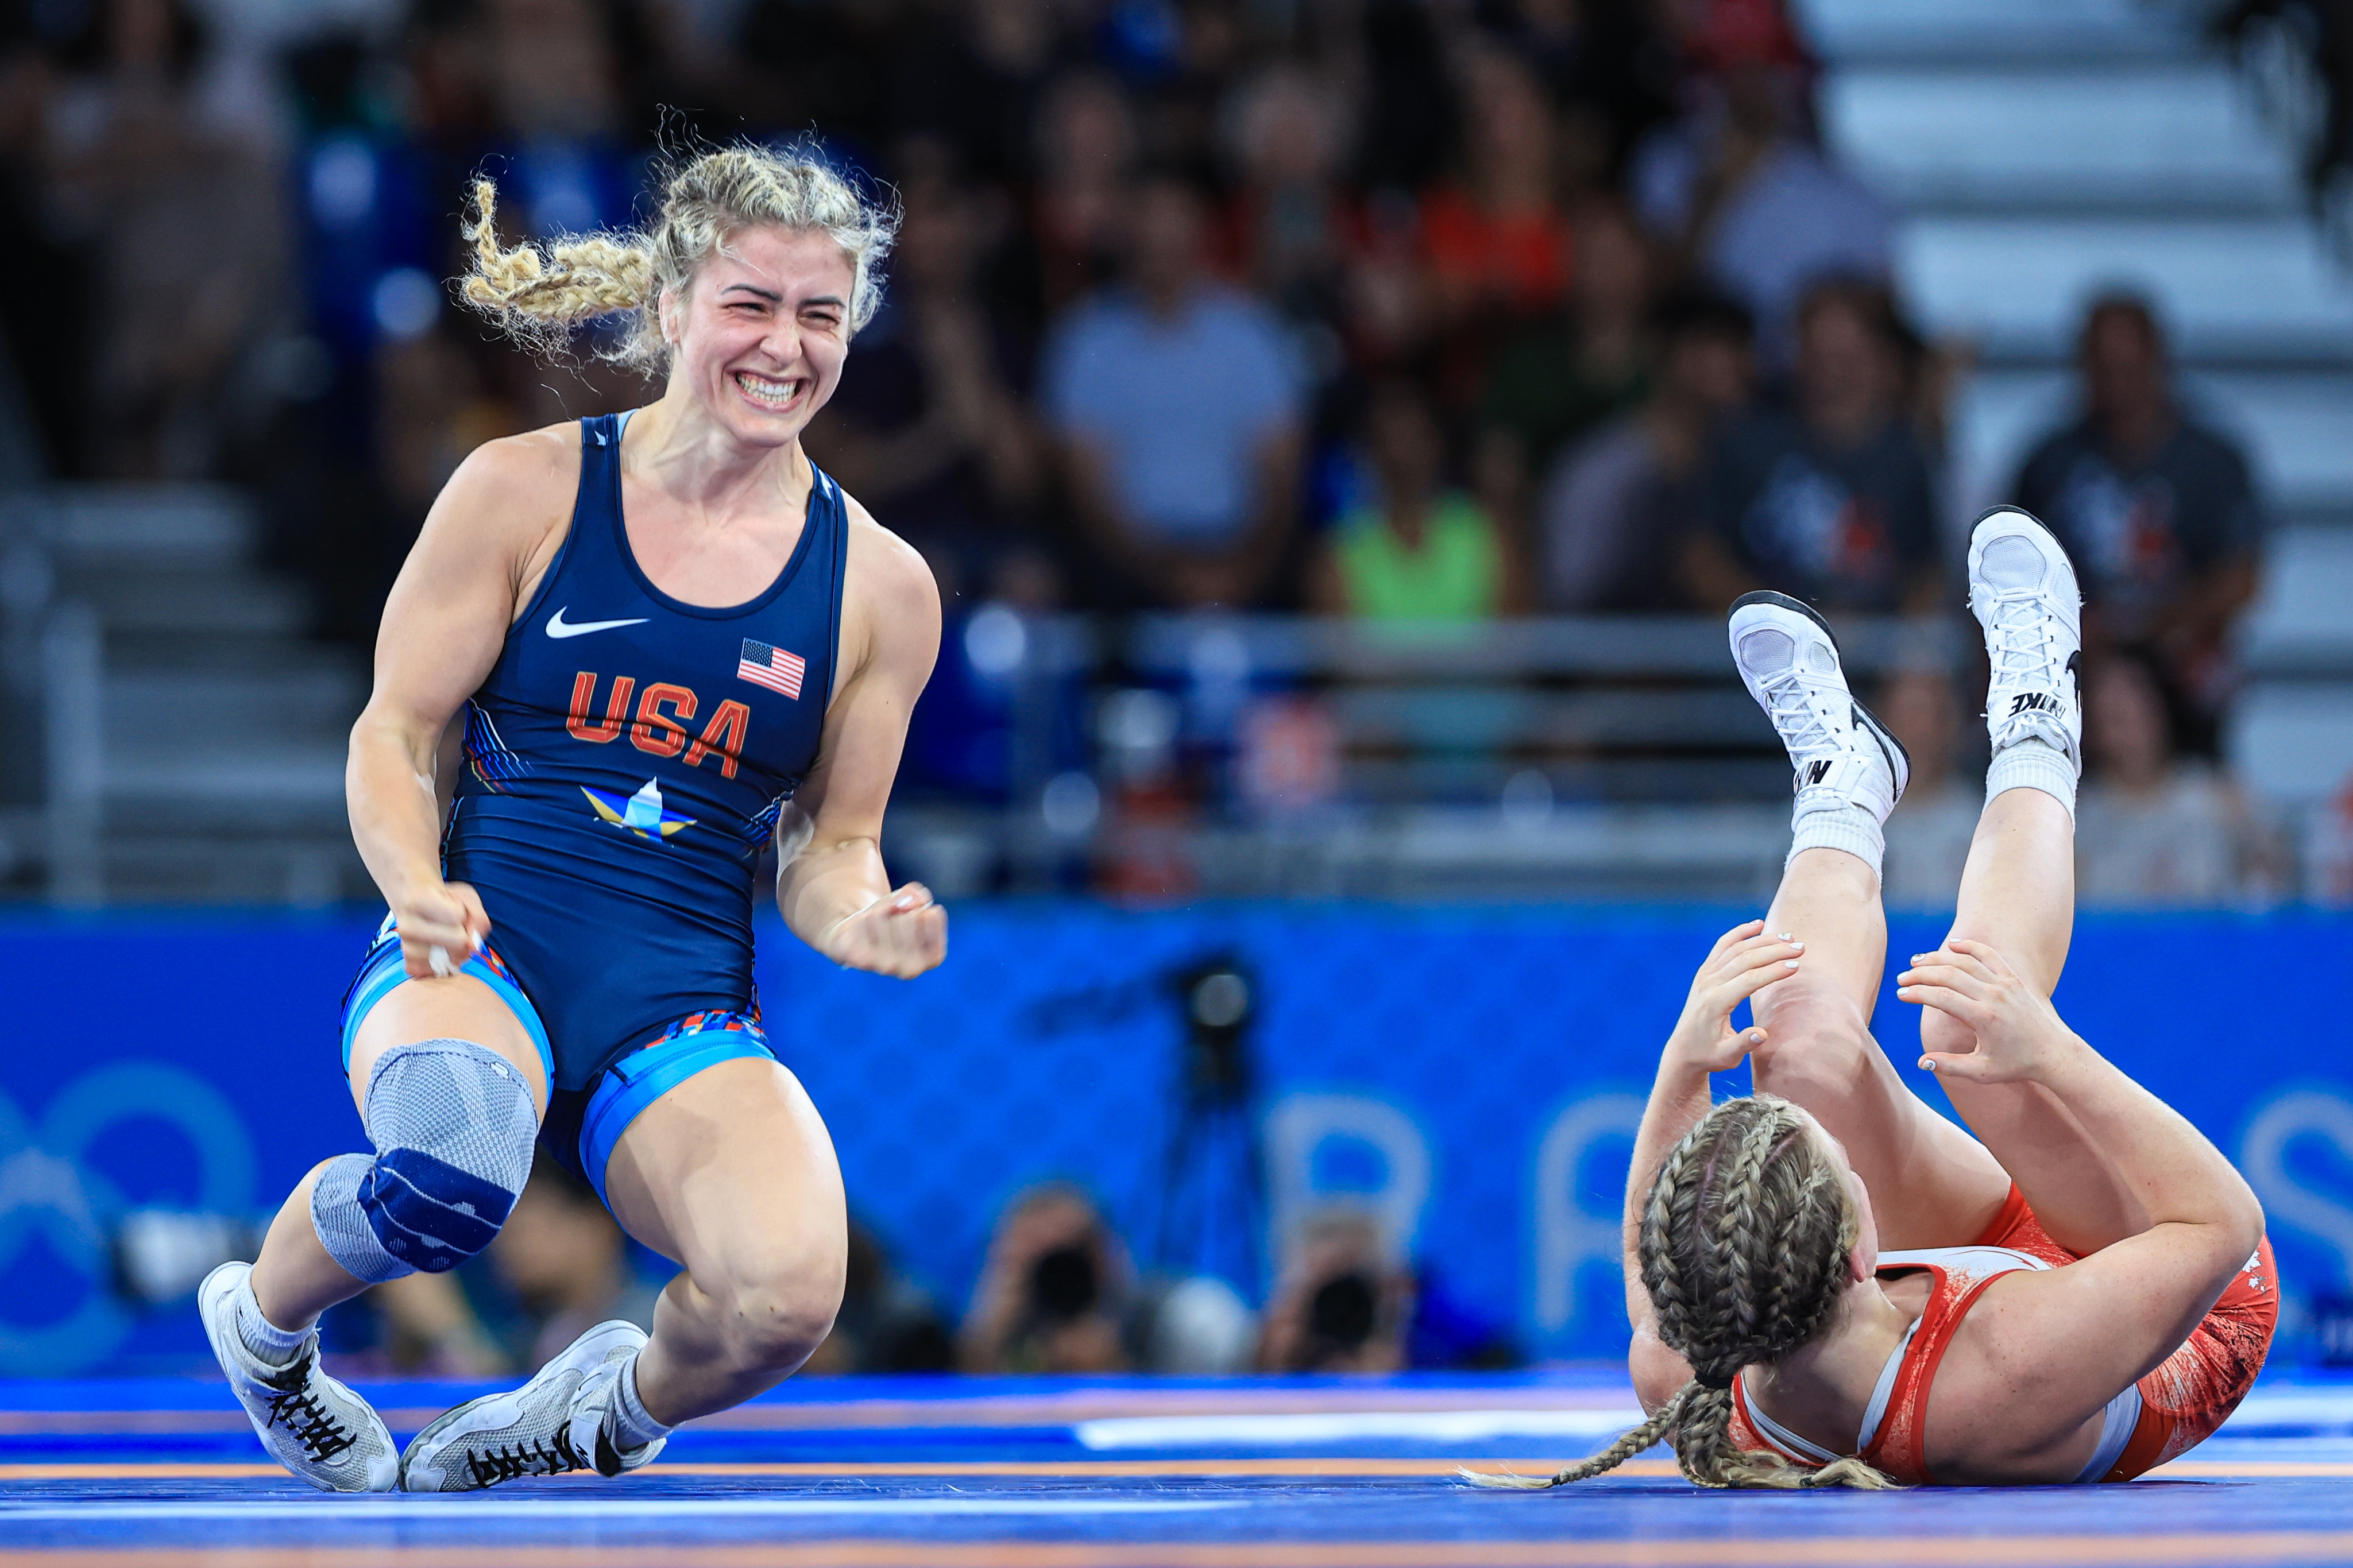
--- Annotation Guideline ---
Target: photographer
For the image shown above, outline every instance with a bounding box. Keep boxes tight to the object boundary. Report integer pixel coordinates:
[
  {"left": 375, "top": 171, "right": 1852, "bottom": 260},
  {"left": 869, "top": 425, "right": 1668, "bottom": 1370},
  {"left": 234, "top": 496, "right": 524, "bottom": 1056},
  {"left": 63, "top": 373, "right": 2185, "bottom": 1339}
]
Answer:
[
  {"left": 959, "top": 1183, "right": 1133, "bottom": 1374},
  {"left": 1255, "top": 1209, "right": 1415, "bottom": 1375}
]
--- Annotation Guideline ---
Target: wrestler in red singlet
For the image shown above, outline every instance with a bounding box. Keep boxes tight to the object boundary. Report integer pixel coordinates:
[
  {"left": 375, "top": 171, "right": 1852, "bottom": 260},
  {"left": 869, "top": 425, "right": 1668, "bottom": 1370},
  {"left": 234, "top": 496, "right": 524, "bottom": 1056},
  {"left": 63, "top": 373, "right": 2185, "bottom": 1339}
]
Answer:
[{"left": 1481, "top": 509, "right": 2272, "bottom": 1492}]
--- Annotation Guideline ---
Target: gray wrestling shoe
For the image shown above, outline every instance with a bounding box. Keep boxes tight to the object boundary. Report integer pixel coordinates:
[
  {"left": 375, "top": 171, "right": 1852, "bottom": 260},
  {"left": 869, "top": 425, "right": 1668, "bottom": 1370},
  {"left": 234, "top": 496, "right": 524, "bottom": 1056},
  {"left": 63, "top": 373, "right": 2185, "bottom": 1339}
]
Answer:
[
  {"left": 1969, "top": 507, "right": 2085, "bottom": 772},
  {"left": 399, "top": 1319, "right": 662, "bottom": 1492},
  {"left": 1729, "top": 591, "right": 1908, "bottom": 826},
  {"left": 199, "top": 1262, "right": 398, "bottom": 1493}
]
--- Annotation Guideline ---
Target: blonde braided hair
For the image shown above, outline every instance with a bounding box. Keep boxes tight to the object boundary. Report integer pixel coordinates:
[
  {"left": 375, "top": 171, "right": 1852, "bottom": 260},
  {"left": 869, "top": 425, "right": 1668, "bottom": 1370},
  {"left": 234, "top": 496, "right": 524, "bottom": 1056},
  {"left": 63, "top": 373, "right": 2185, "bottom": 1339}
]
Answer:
[
  {"left": 1469, "top": 1095, "right": 1899, "bottom": 1493},
  {"left": 459, "top": 142, "right": 899, "bottom": 375}
]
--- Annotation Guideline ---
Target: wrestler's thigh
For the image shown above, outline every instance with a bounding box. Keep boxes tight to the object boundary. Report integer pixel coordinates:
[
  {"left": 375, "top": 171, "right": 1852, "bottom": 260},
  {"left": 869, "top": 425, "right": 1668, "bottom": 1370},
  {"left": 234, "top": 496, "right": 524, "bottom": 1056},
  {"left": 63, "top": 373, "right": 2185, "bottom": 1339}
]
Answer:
[
  {"left": 600, "top": 1056, "right": 848, "bottom": 1292},
  {"left": 349, "top": 975, "right": 548, "bottom": 1118},
  {"left": 1751, "top": 997, "right": 2010, "bottom": 1248}
]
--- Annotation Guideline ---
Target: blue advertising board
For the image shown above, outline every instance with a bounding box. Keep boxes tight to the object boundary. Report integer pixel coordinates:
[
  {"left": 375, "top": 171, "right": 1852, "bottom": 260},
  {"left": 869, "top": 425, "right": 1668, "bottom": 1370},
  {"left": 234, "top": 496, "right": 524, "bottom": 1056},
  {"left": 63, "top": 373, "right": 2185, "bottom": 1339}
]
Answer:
[{"left": 0, "top": 904, "right": 2347, "bottom": 1375}]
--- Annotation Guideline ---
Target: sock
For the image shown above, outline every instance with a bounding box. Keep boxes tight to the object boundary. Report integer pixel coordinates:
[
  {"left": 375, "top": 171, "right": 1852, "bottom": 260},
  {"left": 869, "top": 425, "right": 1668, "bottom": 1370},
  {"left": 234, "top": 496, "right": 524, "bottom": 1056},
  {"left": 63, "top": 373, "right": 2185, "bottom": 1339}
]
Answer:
[
  {"left": 1787, "top": 803, "right": 1886, "bottom": 877},
  {"left": 607, "top": 1353, "right": 673, "bottom": 1451},
  {"left": 235, "top": 1275, "right": 311, "bottom": 1366},
  {"left": 1986, "top": 737, "right": 2077, "bottom": 821}
]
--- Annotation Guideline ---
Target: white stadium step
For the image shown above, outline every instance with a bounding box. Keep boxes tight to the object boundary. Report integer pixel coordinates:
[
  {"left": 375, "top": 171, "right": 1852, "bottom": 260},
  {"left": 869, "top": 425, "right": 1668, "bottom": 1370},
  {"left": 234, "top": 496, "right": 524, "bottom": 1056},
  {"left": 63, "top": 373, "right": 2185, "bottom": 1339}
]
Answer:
[
  {"left": 29, "top": 485, "right": 259, "bottom": 570},
  {"left": 1898, "top": 216, "right": 2353, "bottom": 362},
  {"left": 1822, "top": 67, "right": 2298, "bottom": 214},
  {"left": 1798, "top": 0, "right": 2202, "bottom": 63},
  {"left": 2243, "top": 528, "right": 2353, "bottom": 676}
]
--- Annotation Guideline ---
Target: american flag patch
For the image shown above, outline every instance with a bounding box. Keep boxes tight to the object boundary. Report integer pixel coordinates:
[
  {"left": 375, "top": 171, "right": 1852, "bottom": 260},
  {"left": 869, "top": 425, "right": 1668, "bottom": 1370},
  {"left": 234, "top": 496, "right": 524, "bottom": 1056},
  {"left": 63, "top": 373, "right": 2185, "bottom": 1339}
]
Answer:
[{"left": 737, "top": 638, "right": 806, "bottom": 699}]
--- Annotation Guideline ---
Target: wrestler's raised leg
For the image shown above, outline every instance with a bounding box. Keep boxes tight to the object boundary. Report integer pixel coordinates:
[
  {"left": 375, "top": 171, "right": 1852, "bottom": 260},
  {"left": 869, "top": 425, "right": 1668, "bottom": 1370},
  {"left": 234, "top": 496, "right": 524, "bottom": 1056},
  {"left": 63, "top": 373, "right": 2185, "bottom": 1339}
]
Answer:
[
  {"left": 1909, "top": 510, "right": 2147, "bottom": 1254},
  {"left": 1727, "top": 593, "right": 2012, "bottom": 1248}
]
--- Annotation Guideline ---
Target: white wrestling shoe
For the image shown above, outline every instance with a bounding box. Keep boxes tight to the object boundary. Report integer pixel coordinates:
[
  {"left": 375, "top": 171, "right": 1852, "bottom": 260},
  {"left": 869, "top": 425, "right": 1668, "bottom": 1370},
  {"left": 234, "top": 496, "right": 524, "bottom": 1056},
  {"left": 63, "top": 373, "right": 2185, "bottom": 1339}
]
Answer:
[
  {"left": 399, "top": 1319, "right": 662, "bottom": 1492},
  {"left": 198, "top": 1262, "right": 398, "bottom": 1493},
  {"left": 1968, "top": 508, "right": 2084, "bottom": 771},
  {"left": 1729, "top": 591, "right": 1909, "bottom": 824}
]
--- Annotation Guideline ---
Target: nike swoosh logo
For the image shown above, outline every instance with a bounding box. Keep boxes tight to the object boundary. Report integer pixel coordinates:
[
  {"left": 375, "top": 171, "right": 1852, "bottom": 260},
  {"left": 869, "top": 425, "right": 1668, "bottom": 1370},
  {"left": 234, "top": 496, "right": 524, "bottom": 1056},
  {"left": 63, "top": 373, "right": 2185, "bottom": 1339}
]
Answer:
[{"left": 546, "top": 607, "right": 649, "bottom": 639}]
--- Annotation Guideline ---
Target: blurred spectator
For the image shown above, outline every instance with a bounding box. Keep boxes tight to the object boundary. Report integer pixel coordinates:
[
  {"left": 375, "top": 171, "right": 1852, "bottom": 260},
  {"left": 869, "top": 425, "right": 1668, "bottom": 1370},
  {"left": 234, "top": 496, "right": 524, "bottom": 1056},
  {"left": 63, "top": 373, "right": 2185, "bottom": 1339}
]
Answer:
[
  {"left": 1031, "top": 71, "right": 1140, "bottom": 316},
  {"left": 1044, "top": 173, "right": 1305, "bottom": 609},
  {"left": 1684, "top": 278, "right": 1941, "bottom": 614},
  {"left": 960, "top": 1183, "right": 1133, "bottom": 1373},
  {"left": 729, "top": 0, "right": 898, "bottom": 146},
  {"left": 1420, "top": 46, "right": 1568, "bottom": 336},
  {"left": 1530, "top": 285, "right": 1751, "bottom": 613},
  {"left": 0, "top": 22, "right": 87, "bottom": 477},
  {"left": 2215, "top": 0, "right": 2353, "bottom": 210},
  {"left": 1878, "top": 667, "right": 1981, "bottom": 909},
  {"left": 1630, "top": 15, "right": 1891, "bottom": 369},
  {"left": 1476, "top": 199, "right": 1655, "bottom": 510},
  {"left": 333, "top": 1152, "right": 658, "bottom": 1377},
  {"left": 1349, "top": 0, "right": 1458, "bottom": 193},
  {"left": 1256, "top": 1209, "right": 1413, "bottom": 1374},
  {"left": 484, "top": 1152, "right": 660, "bottom": 1372},
  {"left": 800, "top": 1220, "right": 956, "bottom": 1375},
  {"left": 42, "top": 0, "right": 284, "bottom": 478},
  {"left": 890, "top": 0, "right": 1064, "bottom": 188},
  {"left": 2011, "top": 296, "right": 2266, "bottom": 750},
  {"left": 2076, "top": 651, "right": 2267, "bottom": 908},
  {"left": 1220, "top": 62, "right": 1353, "bottom": 368},
  {"left": 1309, "top": 376, "right": 1521, "bottom": 621},
  {"left": 358, "top": 1271, "right": 511, "bottom": 1379},
  {"left": 805, "top": 173, "right": 1056, "bottom": 611},
  {"left": 1339, "top": 184, "right": 1438, "bottom": 371}
]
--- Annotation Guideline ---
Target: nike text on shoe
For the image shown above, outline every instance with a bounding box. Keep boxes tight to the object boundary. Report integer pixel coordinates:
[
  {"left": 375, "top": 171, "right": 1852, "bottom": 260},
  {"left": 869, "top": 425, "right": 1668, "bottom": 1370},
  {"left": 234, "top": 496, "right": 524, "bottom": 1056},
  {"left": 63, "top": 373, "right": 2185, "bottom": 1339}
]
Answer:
[
  {"left": 400, "top": 1320, "right": 660, "bottom": 1492},
  {"left": 1728, "top": 591, "right": 1909, "bottom": 824},
  {"left": 1968, "top": 508, "right": 2084, "bottom": 771},
  {"left": 199, "top": 1263, "right": 398, "bottom": 1493}
]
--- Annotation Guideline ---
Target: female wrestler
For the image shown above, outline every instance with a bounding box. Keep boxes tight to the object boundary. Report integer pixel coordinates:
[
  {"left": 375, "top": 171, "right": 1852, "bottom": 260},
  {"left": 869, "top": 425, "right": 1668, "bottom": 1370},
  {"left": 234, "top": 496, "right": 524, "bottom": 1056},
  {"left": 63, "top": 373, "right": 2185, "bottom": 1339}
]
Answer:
[
  {"left": 197, "top": 146, "right": 945, "bottom": 1492},
  {"left": 1487, "top": 509, "right": 2272, "bottom": 1489}
]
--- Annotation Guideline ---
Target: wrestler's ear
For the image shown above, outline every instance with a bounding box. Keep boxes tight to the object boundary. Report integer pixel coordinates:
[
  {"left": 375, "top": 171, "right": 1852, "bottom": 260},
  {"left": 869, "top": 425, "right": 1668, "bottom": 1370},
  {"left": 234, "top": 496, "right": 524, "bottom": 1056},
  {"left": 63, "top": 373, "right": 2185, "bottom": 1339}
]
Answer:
[{"left": 1847, "top": 1241, "right": 1871, "bottom": 1285}]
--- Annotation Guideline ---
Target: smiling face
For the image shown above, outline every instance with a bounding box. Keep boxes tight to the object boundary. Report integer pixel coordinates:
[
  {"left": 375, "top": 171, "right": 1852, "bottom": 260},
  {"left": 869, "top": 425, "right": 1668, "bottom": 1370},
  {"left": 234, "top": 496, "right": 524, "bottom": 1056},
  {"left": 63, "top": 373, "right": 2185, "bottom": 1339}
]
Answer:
[{"left": 661, "top": 224, "right": 859, "bottom": 451}]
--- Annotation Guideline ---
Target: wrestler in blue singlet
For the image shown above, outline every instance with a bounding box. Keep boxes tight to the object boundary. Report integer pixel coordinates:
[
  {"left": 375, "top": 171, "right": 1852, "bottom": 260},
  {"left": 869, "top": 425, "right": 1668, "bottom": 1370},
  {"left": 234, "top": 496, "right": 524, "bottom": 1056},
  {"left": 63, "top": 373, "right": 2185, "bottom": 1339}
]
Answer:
[{"left": 341, "top": 409, "right": 848, "bottom": 1201}]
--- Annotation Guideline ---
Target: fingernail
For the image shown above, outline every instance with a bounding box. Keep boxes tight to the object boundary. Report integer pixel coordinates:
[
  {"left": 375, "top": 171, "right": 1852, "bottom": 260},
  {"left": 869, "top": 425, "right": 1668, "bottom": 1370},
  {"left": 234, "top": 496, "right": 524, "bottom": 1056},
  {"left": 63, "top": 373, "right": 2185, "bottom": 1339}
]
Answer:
[
  {"left": 1920, "top": 1058, "right": 1935, "bottom": 1071},
  {"left": 1784, "top": 960, "right": 1799, "bottom": 969},
  {"left": 1779, "top": 932, "right": 1792, "bottom": 940},
  {"left": 1789, "top": 941, "right": 1804, "bottom": 950},
  {"left": 1749, "top": 1030, "right": 1765, "bottom": 1044}
]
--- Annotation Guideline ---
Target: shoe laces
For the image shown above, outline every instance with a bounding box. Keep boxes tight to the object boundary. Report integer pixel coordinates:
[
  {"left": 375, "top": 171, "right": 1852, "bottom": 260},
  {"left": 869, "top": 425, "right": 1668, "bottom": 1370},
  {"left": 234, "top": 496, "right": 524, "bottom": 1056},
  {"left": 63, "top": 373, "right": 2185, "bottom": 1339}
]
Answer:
[
  {"left": 261, "top": 1361, "right": 359, "bottom": 1464},
  {"left": 1984, "top": 591, "right": 2059, "bottom": 688},
  {"left": 1758, "top": 664, "right": 1838, "bottom": 762},
  {"left": 463, "top": 1428, "right": 589, "bottom": 1489}
]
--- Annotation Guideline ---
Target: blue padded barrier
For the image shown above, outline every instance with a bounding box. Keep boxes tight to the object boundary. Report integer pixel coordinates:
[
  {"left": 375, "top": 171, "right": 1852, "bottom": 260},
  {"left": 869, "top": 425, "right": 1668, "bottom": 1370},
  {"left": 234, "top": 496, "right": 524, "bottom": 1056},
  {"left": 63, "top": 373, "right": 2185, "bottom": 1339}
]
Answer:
[{"left": 0, "top": 905, "right": 2346, "bottom": 1375}]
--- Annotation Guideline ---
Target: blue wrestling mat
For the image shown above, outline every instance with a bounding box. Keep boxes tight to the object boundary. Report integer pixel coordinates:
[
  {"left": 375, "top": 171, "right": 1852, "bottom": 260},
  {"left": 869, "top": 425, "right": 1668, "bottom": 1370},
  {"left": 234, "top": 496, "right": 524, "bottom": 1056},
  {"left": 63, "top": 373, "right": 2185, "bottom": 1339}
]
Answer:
[{"left": 8, "top": 1371, "right": 2353, "bottom": 1566}]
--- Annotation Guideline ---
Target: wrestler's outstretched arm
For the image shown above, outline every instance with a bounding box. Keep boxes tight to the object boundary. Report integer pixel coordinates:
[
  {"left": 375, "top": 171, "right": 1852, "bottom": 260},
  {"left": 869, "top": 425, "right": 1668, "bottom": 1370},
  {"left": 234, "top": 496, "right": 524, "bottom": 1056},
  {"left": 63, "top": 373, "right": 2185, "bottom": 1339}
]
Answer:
[
  {"left": 1900, "top": 940, "right": 2264, "bottom": 1451},
  {"left": 350, "top": 428, "right": 578, "bottom": 982},
  {"left": 773, "top": 497, "right": 946, "bottom": 979},
  {"left": 1622, "top": 920, "right": 1805, "bottom": 1411}
]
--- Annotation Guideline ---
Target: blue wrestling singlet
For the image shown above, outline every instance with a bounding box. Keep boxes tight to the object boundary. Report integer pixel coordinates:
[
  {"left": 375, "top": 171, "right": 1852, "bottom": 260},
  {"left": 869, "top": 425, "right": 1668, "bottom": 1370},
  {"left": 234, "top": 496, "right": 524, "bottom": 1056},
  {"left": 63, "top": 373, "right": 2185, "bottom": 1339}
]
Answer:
[{"left": 343, "top": 410, "right": 849, "bottom": 1202}]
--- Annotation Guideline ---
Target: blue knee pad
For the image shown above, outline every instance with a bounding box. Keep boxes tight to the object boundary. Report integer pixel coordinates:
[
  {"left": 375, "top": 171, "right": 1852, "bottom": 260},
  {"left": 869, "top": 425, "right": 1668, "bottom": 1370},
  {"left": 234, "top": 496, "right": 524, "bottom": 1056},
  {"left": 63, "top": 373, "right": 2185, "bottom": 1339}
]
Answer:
[{"left": 311, "top": 1037, "right": 536, "bottom": 1282}]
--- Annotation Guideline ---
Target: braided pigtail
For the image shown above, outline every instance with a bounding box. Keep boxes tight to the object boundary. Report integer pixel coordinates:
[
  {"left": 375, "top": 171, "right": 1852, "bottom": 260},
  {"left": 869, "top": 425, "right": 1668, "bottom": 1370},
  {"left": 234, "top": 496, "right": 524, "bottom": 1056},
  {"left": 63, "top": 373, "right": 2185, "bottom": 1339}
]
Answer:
[
  {"left": 1461, "top": 1384, "right": 1698, "bottom": 1489},
  {"left": 1484, "top": 1095, "right": 1902, "bottom": 1494},
  {"left": 459, "top": 180, "right": 656, "bottom": 357}
]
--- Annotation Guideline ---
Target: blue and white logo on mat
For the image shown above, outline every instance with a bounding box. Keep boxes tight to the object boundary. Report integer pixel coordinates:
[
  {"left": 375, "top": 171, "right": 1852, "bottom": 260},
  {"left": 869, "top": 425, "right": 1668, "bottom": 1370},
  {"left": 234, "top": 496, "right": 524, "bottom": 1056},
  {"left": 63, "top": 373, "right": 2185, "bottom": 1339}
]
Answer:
[
  {"left": 582, "top": 779, "right": 696, "bottom": 842},
  {"left": 0, "top": 1063, "right": 257, "bottom": 1375}
]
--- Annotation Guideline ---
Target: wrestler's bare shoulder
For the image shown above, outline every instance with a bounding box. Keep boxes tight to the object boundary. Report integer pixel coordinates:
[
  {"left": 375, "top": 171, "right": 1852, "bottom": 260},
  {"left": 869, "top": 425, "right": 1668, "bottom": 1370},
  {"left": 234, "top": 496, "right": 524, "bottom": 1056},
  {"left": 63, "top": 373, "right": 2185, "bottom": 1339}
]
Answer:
[{"left": 838, "top": 488, "right": 942, "bottom": 649}]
